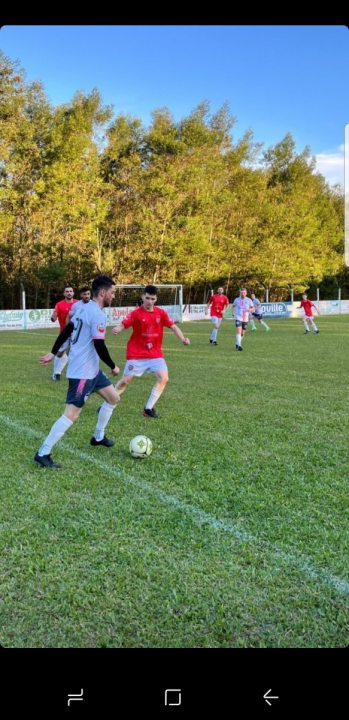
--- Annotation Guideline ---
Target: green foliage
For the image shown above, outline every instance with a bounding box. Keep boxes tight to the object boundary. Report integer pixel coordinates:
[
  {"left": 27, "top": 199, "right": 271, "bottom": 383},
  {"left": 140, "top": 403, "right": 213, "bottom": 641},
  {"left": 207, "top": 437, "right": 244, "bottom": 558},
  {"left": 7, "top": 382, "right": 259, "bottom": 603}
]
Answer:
[{"left": 0, "top": 51, "right": 344, "bottom": 308}]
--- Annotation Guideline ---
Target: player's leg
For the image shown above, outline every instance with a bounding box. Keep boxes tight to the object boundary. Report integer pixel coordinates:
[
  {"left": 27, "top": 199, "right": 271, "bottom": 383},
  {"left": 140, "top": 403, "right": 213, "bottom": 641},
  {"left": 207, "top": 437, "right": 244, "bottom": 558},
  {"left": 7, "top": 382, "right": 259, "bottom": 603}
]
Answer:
[
  {"left": 114, "top": 375, "right": 133, "bottom": 395},
  {"left": 259, "top": 316, "right": 270, "bottom": 331},
  {"left": 92, "top": 377, "right": 120, "bottom": 446},
  {"left": 210, "top": 317, "right": 219, "bottom": 344},
  {"left": 309, "top": 317, "right": 319, "bottom": 333},
  {"left": 34, "top": 393, "right": 83, "bottom": 468},
  {"left": 235, "top": 321, "right": 243, "bottom": 350},
  {"left": 249, "top": 313, "right": 257, "bottom": 330},
  {"left": 52, "top": 340, "right": 69, "bottom": 379},
  {"left": 303, "top": 318, "right": 310, "bottom": 333},
  {"left": 52, "top": 348, "right": 64, "bottom": 380},
  {"left": 213, "top": 318, "right": 221, "bottom": 344},
  {"left": 144, "top": 361, "right": 169, "bottom": 417}
]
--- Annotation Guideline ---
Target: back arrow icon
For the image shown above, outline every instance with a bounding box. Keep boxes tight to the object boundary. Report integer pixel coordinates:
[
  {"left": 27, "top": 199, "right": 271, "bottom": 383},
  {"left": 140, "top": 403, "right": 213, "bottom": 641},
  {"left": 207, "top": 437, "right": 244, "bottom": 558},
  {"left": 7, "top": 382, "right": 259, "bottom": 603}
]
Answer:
[{"left": 263, "top": 689, "right": 279, "bottom": 706}]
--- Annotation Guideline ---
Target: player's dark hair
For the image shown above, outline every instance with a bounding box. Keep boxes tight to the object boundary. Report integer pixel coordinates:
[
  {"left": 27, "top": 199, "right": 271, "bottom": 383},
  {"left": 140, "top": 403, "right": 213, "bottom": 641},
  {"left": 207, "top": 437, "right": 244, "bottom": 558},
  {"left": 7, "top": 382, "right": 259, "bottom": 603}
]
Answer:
[
  {"left": 79, "top": 286, "right": 90, "bottom": 293},
  {"left": 63, "top": 284, "right": 74, "bottom": 291},
  {"left": 144, "top": 284, "right": 157, "bottom": 296},
  {"left": 92, "top": 275, "right": 115, "bottom": 296}
]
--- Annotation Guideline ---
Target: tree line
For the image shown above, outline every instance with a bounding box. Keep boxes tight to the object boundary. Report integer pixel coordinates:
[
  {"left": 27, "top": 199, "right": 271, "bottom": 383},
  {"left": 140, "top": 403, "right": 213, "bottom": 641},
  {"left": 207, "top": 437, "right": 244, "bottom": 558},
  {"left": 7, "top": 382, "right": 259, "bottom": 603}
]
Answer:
[{"left": 0, "top": 51, "right": 346, "bottom": 309}]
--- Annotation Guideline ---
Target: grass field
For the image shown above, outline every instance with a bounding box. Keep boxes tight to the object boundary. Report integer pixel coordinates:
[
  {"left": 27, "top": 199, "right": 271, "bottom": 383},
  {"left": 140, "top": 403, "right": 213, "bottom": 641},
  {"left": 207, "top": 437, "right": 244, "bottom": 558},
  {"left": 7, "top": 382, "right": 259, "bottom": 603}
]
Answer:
[{"left": 0, "top": 316, "right": 348, "bottom": 648}]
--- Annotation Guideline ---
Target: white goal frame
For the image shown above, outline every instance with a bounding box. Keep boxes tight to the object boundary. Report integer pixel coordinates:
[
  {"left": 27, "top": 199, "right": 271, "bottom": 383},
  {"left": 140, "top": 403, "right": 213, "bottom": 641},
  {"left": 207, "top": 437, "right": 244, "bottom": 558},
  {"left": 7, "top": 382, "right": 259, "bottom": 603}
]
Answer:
[{"left": 113, "top": 284, "right": 183, "bottom": 322}]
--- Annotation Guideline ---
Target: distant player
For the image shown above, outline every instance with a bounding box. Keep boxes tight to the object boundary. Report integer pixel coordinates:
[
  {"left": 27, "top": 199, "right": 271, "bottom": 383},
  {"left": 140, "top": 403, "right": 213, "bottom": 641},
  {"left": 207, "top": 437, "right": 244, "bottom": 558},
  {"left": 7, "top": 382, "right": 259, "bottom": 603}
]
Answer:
[
  {"left": 297, "top": 294, "right": 320, "bottom": 334},
  {"left": 249, "top": 293, "right": 270, "bottom": 332},
  {"left": 68, "top": 286, "right": 91, "bottom": 318},
  {"left": 232, "top": 288, "right": 254, "bottom": 351},
  {"left": 112, "top": 284, "right": 190, "bottom": 418},
  {"left": 34, "top": 275, "right": 120, "bottom": 468},
  {"left": 50, "top": 285, "right": 77, "bottom": 380},
  {"left": 207, "top": 287, "right": 230, "bottom": 345}
]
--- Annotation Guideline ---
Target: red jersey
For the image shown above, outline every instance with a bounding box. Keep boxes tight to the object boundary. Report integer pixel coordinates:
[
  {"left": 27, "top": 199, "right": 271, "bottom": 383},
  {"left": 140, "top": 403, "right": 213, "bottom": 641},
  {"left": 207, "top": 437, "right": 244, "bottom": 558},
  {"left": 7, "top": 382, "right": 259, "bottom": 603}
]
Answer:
[
  {"left": 209, "top": 294, "right": 230, "bottom": 318},
  {"left": 122, "top": 306, "right": 174, "bottom": 359},
  {"left": 300, "top": 299, "right": 315, "bottom": 317},
  {"left": 55, "top": 299, "right": 78, "bottom": 331}
]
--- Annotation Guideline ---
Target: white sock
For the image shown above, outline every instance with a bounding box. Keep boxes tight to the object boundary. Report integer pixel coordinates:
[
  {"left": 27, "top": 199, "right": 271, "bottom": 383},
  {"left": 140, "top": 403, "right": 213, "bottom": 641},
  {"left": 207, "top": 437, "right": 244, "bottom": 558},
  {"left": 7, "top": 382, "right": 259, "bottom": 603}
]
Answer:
[
  {"left": 57, "top": 353, "right": 68, "bottom": 374},
  {"left": 145, "top": 386, "right": 164, "bottom": 410},
  {"left": 261, "top": 320, "right": 269, "bottom": 329},
  {"left": 94, "top": 401, "right": 115, "bottom": 441},
  {"left": 236, "top": 333, "right": 241, "bottom": 347},
  {"left": 303, "top": 319, "right": 310, "bottom": 332},
  {"left": 53, "top": 356, "right": 61, "bottom": 376},
  {"left": 38, "top": 415, "right": 73, "bottom": 456},
  {"left": 310, "top": 318, "right": 318, "bottom": 332},
  {"left": 211, "top": 328, "right": 218, "bottom": 342},
  {"left": 250, "top": 320, "right": 256, "bottom": 329}
]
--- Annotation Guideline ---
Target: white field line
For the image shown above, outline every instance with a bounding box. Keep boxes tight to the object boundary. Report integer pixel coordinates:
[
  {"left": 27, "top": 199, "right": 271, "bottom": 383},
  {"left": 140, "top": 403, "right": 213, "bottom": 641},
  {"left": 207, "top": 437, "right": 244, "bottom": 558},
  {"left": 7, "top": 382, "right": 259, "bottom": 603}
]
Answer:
[{"left": 1, "top": 412, "right": 348, "bottom": 597}]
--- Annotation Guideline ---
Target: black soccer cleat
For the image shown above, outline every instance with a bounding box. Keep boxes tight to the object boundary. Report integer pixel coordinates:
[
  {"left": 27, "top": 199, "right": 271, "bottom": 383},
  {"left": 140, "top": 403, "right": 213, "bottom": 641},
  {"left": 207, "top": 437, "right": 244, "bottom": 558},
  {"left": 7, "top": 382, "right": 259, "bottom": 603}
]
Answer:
[
  {"left": 213, "top": 341, "right": 218, "bottom": 345},
  {"left": 315, "top": 330, "right": 319, "bottom": 334},
  {"left": 90, "top": 436, "right": 115, "bottom": 447},
  {"left": 143, "top": 408, "right": 160, "bottom": 418},
  {"left": 52, "top": 374, "right": 61, "bottom": 381},
  {"left": 209, "top": 339, "right": 213, "bottom": 344},
  {"left": 34, "top": 452, "right": 61, "bottom": 468}
]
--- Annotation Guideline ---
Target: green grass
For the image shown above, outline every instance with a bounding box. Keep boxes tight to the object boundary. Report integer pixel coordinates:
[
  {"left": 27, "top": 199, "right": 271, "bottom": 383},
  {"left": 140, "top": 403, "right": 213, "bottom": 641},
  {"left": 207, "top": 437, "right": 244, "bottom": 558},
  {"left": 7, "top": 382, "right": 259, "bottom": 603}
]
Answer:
[{"left": 0, "top": 317, "right": 348, "bottom": 647}]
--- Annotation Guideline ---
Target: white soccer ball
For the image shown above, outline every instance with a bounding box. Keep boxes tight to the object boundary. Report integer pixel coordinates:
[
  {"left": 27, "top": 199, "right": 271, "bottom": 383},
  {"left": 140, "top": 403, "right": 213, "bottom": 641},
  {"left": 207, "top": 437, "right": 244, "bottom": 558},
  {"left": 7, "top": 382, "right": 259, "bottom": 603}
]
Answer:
[{"left": 129, "top": 435, "right": 153, "bottom": 458}]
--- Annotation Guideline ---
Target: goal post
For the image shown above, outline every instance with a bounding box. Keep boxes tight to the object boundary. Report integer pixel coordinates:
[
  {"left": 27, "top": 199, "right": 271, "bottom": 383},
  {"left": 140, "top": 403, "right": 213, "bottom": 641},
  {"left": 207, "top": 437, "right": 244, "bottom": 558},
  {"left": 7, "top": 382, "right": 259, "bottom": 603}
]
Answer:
[{"left": 112, "top": 284, "right": 183, "bottom": 322}]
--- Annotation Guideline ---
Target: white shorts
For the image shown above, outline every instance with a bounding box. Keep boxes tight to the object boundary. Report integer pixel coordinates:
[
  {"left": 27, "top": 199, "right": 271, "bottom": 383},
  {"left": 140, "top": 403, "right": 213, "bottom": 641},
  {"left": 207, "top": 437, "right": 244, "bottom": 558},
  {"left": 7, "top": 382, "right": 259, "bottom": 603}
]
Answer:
[
  {"left": 211, "top": 316, "right": 222, "bottom": 327},
  {"left": 123, "top": 358, "right": 168, "bottom": 377}
]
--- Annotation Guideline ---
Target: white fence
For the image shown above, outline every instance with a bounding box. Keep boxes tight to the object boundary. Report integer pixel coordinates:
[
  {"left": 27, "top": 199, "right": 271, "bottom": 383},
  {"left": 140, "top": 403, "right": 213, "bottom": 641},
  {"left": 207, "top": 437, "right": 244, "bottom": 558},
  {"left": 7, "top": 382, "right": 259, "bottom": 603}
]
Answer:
[
  {"left": 1, "top": 300, "right": 349, "bottom": 331},
  {"left": 0, "top": 305, "right": 181, "bottom": 330}
]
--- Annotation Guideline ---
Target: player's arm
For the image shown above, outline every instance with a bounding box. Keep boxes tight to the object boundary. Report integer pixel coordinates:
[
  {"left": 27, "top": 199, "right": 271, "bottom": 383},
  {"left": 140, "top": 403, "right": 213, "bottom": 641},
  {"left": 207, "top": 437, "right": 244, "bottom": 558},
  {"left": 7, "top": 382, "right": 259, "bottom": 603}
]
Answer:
[
  {"left": 312, "top": 302, "right": 320, "bottom": 315},
  {"left": 93, "top": 339, "right": 120, "bottom": 376},
  {"left": 170, "top": 324, "right": 190, "bottom": 346},
  {"left": 112, "top": 322, "right": 126, "bottom": 336},
  {"left": 51, "top": 309, "right": 58, "bottom": 322},
  {"left": 40, "top": 322, "right": 74, "bottom": 364},
  {"left": 112, "top": 311, "right": 135, "bottom": 336}
]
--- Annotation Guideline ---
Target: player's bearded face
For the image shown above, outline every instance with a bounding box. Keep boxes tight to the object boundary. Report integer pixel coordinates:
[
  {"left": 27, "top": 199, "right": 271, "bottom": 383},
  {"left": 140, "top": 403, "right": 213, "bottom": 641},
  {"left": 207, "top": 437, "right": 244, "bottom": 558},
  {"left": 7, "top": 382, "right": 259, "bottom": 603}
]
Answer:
[{"left": 103, "top": 286, "right": 116, "bottom": 307}]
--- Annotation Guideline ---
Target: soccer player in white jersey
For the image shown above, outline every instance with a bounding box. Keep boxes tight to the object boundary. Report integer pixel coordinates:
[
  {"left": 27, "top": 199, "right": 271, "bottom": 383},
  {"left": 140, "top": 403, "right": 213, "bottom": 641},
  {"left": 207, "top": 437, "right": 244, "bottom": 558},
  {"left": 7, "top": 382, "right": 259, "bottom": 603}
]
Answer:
[
  {"left": 68, "top": 286, "right": 91, "bottom": 318},
  {"left": 232, "top": 288, "right": 254, "bottom": 351},
  {"left": 34, "top": 275, "right": 120, "bottom": 468},
  {"left": 249, "top": 293, "right": 270, "bottom": 332}
]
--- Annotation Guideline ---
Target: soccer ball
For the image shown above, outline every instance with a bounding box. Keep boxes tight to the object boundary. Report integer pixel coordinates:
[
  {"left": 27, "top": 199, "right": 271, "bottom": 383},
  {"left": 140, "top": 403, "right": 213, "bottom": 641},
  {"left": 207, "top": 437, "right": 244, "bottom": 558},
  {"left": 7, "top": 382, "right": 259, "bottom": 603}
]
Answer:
[{"left": 129, "top": 435, "right": 153, "bottom": 458}]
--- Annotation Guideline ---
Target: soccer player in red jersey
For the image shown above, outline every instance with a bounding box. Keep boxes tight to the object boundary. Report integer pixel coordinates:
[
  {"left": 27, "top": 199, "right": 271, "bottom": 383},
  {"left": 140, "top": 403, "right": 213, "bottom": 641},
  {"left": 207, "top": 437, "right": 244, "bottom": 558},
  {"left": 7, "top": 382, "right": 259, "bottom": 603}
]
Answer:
[
  {"left": 50, "top": 285, "right": 78, "bottom": 380},
  {"left": 112, "top": 284, "right": 190, "bottom": 418},
  {"left": 206, "top": 287, "right": 230, "bottom": 345},
  {"left": 297, "top": 294, "right": 320, "bottom": 334}
]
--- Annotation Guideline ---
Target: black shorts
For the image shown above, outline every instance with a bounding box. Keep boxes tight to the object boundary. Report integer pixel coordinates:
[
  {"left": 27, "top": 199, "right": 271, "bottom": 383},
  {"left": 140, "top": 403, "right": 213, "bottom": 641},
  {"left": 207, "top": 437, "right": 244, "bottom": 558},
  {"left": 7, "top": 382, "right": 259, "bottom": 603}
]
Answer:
[
  {"left": 235, "top": 320, "right": 247, "bottom": 330},
  {"left": 252, "top": 312, "right": 263, "bottom": 320},
  {"left": 66, "top": 370, "right": 112, "bottom": 408}
]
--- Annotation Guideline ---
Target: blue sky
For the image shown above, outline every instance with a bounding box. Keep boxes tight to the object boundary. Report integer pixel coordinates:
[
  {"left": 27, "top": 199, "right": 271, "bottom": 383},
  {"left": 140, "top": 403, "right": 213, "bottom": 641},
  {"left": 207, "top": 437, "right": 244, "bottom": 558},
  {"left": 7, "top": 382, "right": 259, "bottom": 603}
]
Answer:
[{"left": 1, "top": 25, "right": 347, "bottom": 184}]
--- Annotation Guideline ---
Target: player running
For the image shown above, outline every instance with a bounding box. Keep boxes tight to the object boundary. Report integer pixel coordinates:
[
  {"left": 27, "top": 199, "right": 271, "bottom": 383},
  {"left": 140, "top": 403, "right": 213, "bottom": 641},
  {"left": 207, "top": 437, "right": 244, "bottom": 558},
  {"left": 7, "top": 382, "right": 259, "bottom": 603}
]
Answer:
[
  {"left": 297, "top": 294, "right": 320, "bottom": 334},
  {"left": 249, "top": 293, "right": 270, "bottom": 332},
  {"left": 207, "top": 287, "right": 230, "bottom": 345},
  {"left": 111, "top": 284, "right": 190, "bottom": 418},
  {"left": 232, "top": 288, "right": 254, "bottom": 351}
]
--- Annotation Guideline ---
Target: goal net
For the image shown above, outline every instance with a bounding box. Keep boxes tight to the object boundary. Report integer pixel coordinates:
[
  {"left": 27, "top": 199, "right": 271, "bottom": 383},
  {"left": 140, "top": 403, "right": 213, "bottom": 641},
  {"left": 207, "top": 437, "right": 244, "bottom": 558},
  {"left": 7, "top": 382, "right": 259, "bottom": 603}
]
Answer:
[{"left": 112, "top": 285, "right": 183, "bottom": 322}]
